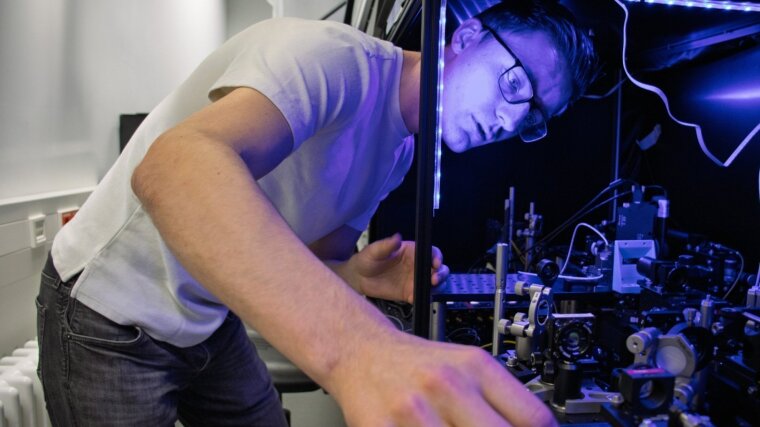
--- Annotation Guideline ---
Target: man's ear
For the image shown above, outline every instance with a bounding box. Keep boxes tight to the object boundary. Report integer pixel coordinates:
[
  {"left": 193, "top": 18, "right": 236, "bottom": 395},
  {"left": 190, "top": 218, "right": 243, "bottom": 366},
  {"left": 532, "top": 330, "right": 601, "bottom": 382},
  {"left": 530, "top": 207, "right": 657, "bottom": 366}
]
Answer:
[{"left": 450, "top": 18, "right": 486, "bottom": 54}]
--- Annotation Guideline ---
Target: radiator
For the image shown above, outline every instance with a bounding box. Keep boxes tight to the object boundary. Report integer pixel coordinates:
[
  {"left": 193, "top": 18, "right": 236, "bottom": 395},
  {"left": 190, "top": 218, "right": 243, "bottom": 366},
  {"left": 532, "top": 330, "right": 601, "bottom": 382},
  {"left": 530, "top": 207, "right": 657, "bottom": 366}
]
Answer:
[{"left": 0, "top": 339, "right": 50, "bottom": 427}]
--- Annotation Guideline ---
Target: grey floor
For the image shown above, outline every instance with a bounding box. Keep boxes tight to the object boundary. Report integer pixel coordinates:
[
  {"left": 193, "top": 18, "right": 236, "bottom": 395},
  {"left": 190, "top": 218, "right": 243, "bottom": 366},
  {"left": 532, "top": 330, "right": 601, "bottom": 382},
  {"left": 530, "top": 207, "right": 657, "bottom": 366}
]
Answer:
[
  {"left": 174, "top": 390, "right": 346, "bottom": 427},
  {"left": 284, "top": 389, "right": 347, "bottom": 427}
]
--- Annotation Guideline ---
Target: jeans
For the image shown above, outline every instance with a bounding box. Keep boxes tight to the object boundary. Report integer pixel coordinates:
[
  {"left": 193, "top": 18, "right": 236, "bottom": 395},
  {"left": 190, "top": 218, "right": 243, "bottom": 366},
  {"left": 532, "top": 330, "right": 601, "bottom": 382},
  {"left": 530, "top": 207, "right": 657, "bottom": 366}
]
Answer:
[{"left": 35, "top": 254, "right": 288, "bottom": 427}]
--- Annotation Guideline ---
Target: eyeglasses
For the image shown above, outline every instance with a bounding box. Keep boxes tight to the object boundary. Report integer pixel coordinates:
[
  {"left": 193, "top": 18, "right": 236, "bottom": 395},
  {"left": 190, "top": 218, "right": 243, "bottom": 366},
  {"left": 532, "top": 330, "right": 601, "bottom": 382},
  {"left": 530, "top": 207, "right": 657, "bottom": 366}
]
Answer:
[{"left": 482, "top": 25, "right": 547, "bottom": 143}]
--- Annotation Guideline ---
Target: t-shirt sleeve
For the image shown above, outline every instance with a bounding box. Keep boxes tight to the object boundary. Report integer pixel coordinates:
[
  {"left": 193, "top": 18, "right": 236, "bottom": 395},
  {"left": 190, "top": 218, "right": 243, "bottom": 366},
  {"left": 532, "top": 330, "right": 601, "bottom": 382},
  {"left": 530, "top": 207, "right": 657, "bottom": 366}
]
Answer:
[
  {"left": 208, "top": 19, "right": 368, "bottom": 152},
  {"left": 345, "top": 200, "right": 381, "bottom": 233}
]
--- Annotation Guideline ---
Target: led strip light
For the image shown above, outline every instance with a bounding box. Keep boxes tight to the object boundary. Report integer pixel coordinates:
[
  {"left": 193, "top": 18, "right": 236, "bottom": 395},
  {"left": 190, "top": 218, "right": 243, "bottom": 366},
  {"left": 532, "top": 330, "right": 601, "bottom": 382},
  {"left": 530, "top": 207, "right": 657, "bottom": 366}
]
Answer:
[
  {"left": 627, "top": 0, "right": 760, "bottom": 12},
  {"left": 434, "top": 0, "right": 447, "bottom": 211}
]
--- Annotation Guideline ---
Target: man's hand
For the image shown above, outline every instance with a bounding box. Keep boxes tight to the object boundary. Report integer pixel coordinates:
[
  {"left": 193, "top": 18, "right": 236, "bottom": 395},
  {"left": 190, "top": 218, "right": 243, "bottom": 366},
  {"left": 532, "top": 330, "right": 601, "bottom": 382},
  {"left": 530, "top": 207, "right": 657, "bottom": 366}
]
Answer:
[
  {"left": 328, "top": 236, "right": 557, "bottom": 427},
  {"left": 133, "top": 87, "right": 551, "bottom": 427},
  {"left": 329, "top": 331, "right": 558, "bottom": 427},
  {"left": 349, "top": 233, "right": 449, "bottom": 303}
]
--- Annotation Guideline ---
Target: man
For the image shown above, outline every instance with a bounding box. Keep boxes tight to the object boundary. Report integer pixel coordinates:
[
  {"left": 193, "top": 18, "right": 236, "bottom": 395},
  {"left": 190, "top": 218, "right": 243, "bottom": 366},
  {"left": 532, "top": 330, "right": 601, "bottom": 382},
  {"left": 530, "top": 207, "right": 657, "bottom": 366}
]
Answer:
[{"left": 36, "top": 0, "right": 596, "bottom": 425}]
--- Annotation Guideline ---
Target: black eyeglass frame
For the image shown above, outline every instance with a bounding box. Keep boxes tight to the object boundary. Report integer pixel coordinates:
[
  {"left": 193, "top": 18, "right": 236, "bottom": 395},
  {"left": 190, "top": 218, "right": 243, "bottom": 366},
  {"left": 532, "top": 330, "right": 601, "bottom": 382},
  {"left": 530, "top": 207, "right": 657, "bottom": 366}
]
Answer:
[{"left": 482, "top": 25, "right": 548, "bottom": 143}]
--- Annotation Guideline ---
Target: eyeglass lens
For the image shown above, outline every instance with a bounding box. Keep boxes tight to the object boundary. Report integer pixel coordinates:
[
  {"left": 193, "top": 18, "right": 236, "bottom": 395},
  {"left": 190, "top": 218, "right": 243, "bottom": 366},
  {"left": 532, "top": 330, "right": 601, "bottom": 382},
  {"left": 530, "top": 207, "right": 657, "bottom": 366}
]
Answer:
[{"left": 488, "top": 26, "right": 548, "bottom": 143}]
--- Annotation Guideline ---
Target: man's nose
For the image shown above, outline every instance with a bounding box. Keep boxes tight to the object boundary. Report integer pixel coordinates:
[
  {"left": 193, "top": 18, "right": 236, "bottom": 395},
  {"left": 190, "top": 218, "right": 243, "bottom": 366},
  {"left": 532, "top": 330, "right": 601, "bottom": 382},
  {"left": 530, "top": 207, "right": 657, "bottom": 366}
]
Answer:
[{"left": 495, "top": 100, "right": 530, "bottom": 134}]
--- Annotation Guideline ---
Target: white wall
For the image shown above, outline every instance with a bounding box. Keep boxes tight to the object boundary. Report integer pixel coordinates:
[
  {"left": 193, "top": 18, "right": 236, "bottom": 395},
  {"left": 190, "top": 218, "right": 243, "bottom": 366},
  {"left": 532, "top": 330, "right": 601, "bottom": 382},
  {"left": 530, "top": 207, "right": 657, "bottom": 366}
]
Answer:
[
  {"left": 0, "top": 0, "right": 345, "bottom": 204},
  {"left": 0, "top": 0, "right": 226, "bottom": 201},
  {"left": 226, "top": 0, "right": 274, "bottom": 39},
  {"left": 283, "top": 0, "right": 349, "bottom": 21}
]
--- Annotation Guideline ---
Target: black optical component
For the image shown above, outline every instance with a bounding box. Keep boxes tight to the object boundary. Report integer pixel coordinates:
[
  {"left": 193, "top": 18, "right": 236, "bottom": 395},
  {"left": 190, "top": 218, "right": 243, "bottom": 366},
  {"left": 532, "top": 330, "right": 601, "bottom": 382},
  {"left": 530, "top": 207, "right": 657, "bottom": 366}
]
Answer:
[
  {"left": 549, "top": 313, "right": 595, "bottom": 362},
  {"left": 618, "top": 368, "right": 674, "bottom": 414},
  {"left": 537, "top": 259, "right": 560, "bottom": 285},
  {"left": 636, "top": 256, "right": 688, "bottom": 291}
]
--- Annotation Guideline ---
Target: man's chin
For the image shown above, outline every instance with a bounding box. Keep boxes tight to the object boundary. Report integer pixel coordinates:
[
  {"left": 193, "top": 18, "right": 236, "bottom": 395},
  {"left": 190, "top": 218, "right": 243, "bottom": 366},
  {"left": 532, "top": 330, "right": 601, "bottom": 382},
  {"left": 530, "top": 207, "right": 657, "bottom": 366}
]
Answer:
[{"left": 441, "top": 135, "right": 471, "bottom": 153}]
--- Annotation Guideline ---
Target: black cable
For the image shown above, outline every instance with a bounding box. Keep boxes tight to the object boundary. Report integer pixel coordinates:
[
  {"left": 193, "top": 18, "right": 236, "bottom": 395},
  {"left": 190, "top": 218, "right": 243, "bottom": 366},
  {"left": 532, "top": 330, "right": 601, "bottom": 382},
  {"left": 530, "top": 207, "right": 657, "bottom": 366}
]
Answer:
[
  {"left": 583, "top": 78, "right": 627, "bottom": 100},
  {"left": 529, "top": 179, "right": 636, "bottom": 252},
  {"left": 721, "top": 247, "right": 746, "bottom": 300},
  {"left": 465, "top": 181, "right": 637, "bottom": 273},
  {"left": 526, "top": 190, "right": 633, "bottom": 259},
  {"left": 320, "top": 1, "right": 347, "bottom": 20},
  {"left": 585, "top": 191, "right": 634, "bottom": 221},
  {"left": 644, "top": 185, "right": 668, "bottom": 199}
]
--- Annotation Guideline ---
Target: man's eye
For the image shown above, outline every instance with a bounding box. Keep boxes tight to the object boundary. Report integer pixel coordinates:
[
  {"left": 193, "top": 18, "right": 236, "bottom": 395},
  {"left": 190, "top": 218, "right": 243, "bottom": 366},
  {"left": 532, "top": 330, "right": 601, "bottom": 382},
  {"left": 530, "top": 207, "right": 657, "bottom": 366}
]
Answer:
[{"left": 507, "top": 70, "right": 522, "bottom": 92}]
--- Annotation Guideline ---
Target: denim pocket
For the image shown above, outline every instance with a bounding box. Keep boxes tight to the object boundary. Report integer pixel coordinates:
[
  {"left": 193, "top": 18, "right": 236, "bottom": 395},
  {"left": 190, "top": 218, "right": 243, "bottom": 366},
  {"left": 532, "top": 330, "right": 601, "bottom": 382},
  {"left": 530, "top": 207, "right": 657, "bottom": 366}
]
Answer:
[
  {"left": 40, "top": 270, "right": 59, "bottom": 290},
  {"left": 65, "top": 299, "right": 145, "bottom": 347}
]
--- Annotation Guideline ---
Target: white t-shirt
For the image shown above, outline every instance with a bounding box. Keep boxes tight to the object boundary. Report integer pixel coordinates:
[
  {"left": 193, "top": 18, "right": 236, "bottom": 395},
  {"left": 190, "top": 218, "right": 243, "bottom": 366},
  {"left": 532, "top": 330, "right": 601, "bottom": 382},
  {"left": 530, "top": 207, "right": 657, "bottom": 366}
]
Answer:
[{"left": 51, "top": 18, "right": 415, "bottom": 347}]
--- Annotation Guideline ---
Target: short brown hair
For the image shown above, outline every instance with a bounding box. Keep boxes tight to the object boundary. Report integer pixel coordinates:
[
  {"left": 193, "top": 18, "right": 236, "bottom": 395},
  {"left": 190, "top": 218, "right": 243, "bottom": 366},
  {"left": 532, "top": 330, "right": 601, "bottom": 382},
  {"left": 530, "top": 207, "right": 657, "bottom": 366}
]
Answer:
[{"left": 476, "top": 0, "right": 599, "bottom": 103}]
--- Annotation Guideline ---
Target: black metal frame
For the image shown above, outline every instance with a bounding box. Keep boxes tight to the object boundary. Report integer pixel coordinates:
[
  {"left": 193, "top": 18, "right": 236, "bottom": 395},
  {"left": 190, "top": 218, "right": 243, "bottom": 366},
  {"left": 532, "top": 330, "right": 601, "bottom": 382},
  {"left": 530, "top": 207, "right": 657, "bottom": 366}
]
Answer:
[{"left": 412, "top": 0, "right": 444, "bottom": 338}]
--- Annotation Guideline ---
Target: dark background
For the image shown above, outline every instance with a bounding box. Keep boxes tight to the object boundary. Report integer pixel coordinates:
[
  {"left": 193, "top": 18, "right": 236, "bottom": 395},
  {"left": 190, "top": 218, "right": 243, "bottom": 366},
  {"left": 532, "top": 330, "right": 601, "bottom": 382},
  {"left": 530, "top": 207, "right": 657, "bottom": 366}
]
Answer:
[{"left": 370, "top": 0, "right": 760, "bottom": 273}]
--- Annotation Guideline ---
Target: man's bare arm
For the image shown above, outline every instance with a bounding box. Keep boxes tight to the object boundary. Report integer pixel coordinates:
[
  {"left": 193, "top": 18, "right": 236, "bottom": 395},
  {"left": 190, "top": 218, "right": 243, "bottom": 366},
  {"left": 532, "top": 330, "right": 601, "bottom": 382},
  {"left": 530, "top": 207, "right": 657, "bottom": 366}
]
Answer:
[
  {"left": 132, "top": 87, "right": 555, "bottom": 427},
  {"left": 132, "top": 87, "right": 395, "bottom": 388}
]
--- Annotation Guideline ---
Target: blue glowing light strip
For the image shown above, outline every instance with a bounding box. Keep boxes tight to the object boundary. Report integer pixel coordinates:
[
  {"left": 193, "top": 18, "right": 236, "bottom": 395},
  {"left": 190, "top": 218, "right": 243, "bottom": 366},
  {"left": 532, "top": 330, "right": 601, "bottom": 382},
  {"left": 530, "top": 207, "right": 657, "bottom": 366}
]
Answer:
[
  {"left": 628, "top": 0, "right": 760, "bottom": 12},
  {"left": 434, "top": 0, "right": 447, "bottom": 211}
]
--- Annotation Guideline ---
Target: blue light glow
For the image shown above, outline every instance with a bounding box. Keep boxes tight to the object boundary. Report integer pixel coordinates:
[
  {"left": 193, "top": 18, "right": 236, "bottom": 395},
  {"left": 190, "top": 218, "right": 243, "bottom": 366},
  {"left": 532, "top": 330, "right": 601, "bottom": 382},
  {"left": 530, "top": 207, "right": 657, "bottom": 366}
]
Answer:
[
  {"left": 629, "top": 0, "right": 760, "bottom": 11},
  {"left": 448, "top": 0, "right": 499, "bottom": 25},
  {"left": 615, "top": 0, "right": 760, "bottom": 170},
  {"left": 433, "top": 0, "right": 447, "bottom": 211},
  {"left": 704, "top": 87, "right": 760, "bottom": 100}
]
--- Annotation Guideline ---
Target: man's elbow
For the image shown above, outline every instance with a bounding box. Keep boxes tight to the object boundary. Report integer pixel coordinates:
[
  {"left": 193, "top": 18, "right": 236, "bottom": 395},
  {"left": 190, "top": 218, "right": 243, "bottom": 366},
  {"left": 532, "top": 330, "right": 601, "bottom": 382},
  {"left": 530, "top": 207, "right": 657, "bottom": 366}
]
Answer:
[
  {"left": 131, "top": 134, "right": 172, "bottom": 208},
  {"left": 131, "top": 160, "right": 151, "bottom": 206}
]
